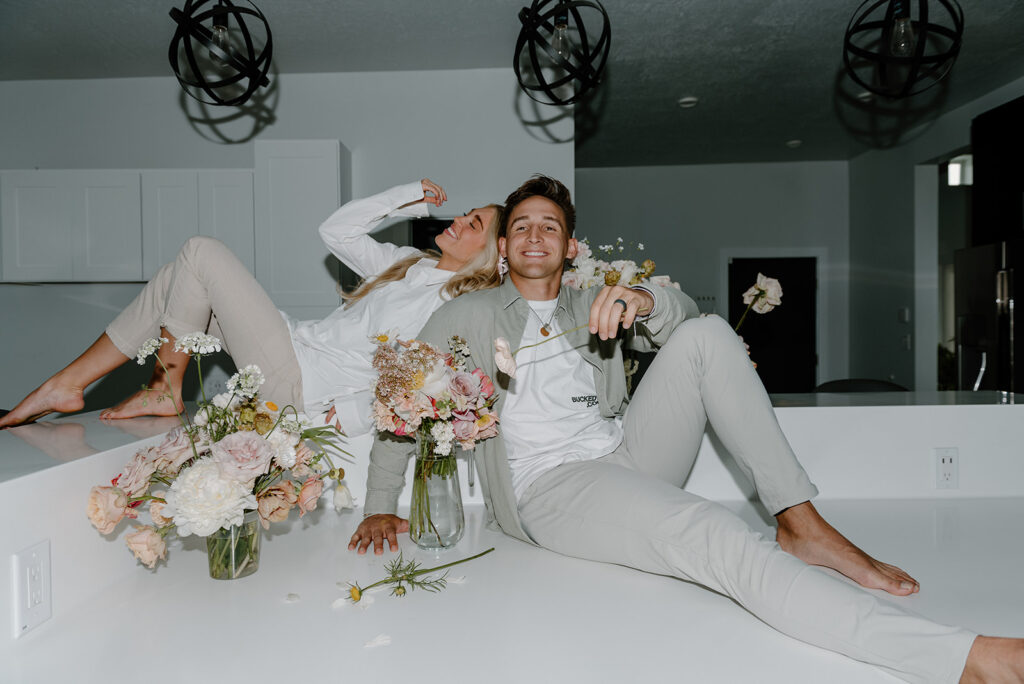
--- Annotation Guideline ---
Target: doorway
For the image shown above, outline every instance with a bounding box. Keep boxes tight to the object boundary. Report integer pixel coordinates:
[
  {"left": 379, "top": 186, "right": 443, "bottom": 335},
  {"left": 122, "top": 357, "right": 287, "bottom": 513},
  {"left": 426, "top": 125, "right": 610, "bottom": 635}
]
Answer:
[{"left": 727, "top": 256, "right": 818, "bottom": 393}]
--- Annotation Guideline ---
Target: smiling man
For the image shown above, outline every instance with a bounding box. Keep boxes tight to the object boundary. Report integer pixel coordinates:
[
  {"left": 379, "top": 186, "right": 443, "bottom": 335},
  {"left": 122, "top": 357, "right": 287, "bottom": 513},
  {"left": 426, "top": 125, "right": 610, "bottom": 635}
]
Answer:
[{"left": 352, "top": 175, "right": 1023, "bottom": 684}]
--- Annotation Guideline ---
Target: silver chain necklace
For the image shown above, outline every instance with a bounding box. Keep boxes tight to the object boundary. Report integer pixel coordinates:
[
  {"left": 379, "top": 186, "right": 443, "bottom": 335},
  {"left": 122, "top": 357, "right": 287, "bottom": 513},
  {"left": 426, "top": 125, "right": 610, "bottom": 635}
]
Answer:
[{"left": 528, "top": 304, "right": 558, "bottom": 337}]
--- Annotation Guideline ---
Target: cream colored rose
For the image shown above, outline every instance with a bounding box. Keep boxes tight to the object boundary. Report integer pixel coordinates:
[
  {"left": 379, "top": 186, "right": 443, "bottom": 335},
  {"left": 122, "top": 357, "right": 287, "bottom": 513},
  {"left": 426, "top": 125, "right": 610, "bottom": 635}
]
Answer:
[
  {"left": 118, "top": 448, "right": 159, "bottom": 498},
  {"left": 125, "top": 525, "right": 167, "bottom": 569},
  {"left": 87, "top": 486, "right": 130, "bottom": 534},
  {"left": 211, "top": 430, "right": 274, "bottom": 485},
  {"left": 149, "top": 490, "right": 173, "bottom": 527},
  {"left": 154, "top": 427, "right": 198, "bottom": 475},
  {"left": 494, "top": 337, "right": 517, "bottom": 378},
  {"left": 742, "top": 273, "right": 783, "bottom": 314}
]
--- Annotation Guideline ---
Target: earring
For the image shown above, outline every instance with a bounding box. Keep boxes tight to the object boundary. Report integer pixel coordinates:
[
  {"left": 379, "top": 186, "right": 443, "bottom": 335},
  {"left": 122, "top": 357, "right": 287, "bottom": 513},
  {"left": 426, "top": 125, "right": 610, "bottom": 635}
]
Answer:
[{"left": 498, "top": 256, "right": 509, "bottom": 281}]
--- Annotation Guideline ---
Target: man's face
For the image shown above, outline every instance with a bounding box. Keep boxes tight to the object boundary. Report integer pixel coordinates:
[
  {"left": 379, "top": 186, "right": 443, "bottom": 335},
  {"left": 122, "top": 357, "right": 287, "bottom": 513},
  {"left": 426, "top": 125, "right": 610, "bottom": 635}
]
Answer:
[{"left": 499, "top": 195, "right": 578, "bottom": 282}]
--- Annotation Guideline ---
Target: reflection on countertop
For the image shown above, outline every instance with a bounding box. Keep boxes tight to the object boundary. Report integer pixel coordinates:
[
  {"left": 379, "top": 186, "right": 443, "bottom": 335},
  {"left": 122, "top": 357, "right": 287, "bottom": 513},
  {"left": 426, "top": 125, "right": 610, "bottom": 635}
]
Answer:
[
  {"left": 771, "top": 390, "right": 1016, "bottom": 407},
  {"left": 0, "top": 412, "right": 181, "bottom": 483}
]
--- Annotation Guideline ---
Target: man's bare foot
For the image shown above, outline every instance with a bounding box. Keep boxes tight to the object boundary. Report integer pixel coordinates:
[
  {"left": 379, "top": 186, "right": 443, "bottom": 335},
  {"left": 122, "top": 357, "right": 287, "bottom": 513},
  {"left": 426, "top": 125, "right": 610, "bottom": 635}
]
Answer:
[
  {"left": 775, "top": 501, "right": 920, "bottom": 597},
  {"left": 960, "top": 636, "right": 1024, "bottom": 683},
  {"left": 0, "top": 378, "right": 86, "bottom": 429},
  {"left": 99, "top": 385, "right": 183, "bottom": 420}
]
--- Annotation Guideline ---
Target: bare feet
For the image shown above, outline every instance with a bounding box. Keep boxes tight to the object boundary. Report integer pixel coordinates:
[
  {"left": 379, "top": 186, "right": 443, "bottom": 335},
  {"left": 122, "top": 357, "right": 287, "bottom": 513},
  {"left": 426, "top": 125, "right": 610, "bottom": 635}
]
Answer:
[
  {"left": 0, "top": 377, "right": 86, "bottom": 428},
  {"left": 775, "top": 501, "right": 920, "bottom": 597},
  {"left": 9, "top": 421, "right": 97, "bottom": 462},
  {"left": 99, "top": 385, "right": 184, "bottom": 420},
  {"left": 960, "top": 636, "right": 1024, "bottom": 683}
]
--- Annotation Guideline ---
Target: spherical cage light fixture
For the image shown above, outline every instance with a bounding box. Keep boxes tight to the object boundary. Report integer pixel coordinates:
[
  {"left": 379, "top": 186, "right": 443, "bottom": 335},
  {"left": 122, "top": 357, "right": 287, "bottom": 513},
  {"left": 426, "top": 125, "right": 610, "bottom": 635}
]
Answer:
[
  {"left": 168, "top": 0, "right": 273, "bottom": 107},
  {"left": 843, "top": 0, "right": 964, "bottom": 100},
  {"left": 514, "top": 0, "right": 611, "bottom": 107}
]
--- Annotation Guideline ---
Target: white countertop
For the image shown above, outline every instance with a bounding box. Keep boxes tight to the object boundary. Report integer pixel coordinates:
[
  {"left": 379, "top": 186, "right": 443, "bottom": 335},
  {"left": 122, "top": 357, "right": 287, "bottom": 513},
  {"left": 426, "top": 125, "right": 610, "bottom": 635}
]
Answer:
[{"left": 4, "top": 497, "right": 1023, "bottom": 684}]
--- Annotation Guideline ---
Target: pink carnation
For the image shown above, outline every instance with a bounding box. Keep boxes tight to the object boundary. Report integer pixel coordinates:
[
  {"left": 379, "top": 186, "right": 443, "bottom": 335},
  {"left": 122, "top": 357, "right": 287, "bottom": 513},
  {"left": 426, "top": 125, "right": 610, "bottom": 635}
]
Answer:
[{"left": 211, "top": 431, "right": 274, "bottom": 485}]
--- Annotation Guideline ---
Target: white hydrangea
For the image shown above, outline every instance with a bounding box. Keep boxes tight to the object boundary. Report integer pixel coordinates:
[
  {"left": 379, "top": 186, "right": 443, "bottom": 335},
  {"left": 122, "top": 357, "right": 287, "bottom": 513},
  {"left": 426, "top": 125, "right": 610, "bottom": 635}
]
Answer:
[
  {"left": 160, "top": 459, "right": 255, "bottom": 537},
  {"left": 265, "top": 428, "right": 299, "bottom": 468},
  {"left": 430, "top": 421, "right": 455, "bottom": 456},
  {"left": 174, "top": 332, "right": 222, "bottom": 356},
  {"left": 227, "top": 365, "right": 265, "bottom": 399},
  {"left": 136, "top": 337, "right": 169, "bottom": 365}
]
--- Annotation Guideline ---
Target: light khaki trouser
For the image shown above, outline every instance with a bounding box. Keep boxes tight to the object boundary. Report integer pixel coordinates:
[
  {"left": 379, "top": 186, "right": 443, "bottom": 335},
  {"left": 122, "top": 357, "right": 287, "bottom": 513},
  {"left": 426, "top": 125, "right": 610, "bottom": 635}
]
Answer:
[
  {"left": 519, "top": 315, "right": 975, "bottom": 684},
  {"left": 106, "top": 236, "right": 304, "bottom": 410}
]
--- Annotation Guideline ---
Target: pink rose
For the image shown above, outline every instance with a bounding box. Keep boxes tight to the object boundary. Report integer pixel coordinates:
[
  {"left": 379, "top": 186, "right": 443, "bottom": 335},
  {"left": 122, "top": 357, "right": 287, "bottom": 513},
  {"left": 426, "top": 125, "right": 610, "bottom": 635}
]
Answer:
[
  {"left": 296, "top": 477, "right": 324, "bottom": 517},
  {"left": 148, "top": 490, "right": 173, "bottom": 527},
  {"left": 472, "top": 368, "right": 495, "bottom": 398},
  {"left": 124, "top": 525, "right": 167, "bottom": 569},
  {"left": 474, "top": 411, "right": 499, "bottom": 442},
  {"left": 211, "top": 431, "right": 274, "bottom": 484},
  {"left": 117, "top": 448, "right": 159, "bottom": 497},
  {"left": 256, "top": 482, "right": 299, "bottom": 530},
  {"left": 453, "top": 417, "right": 479, "bottom": 443},
  {"left": 449, "top": 371, "right": 481, "bottom": 405},
  {"left": 87, "top": 486, "right": 130, "bottom": 534},
  {"left": 154, "top": 427, "right": 198, "bottom": 474}
]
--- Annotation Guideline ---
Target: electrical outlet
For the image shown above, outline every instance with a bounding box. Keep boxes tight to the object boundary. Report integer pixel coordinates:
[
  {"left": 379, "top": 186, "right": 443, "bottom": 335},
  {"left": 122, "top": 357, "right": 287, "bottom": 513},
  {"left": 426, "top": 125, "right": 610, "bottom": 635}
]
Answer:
[
  {"left": 11, "top": 540, "right": 51, "bottom": 638},
  {"left": 935, "top": 447, "right": 959, "bottom": 490}
]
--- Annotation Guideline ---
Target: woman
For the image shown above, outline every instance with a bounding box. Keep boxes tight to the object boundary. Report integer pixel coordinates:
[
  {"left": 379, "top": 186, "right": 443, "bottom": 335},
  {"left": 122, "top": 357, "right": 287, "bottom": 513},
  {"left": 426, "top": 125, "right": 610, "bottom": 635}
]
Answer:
[{"left": 0, "top": 179, "right": 503, "bottom": 435}]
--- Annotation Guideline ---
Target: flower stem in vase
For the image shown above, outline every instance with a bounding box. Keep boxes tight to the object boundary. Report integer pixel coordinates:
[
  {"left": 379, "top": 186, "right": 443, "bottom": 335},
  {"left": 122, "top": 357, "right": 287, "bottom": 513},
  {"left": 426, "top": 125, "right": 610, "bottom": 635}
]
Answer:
[{"left": 410, "top": 423, "right": 465, "bottom": 549}]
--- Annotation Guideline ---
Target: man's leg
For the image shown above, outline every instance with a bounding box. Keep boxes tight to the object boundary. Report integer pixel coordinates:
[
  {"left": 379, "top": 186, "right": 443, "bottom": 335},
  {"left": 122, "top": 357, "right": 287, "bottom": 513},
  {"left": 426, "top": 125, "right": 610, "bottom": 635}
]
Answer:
[
  {"left": 518, "top": 459, "right": 975, "bottom": 684},
  {"left": 623, "top": 314, "right": 916, "bottom": 595}
]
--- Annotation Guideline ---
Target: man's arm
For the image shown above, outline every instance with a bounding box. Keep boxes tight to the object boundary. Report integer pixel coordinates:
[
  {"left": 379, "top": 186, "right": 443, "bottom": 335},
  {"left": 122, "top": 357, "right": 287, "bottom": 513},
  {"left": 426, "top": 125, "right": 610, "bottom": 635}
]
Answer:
[{"left": 587, "top": 282, "right": 699, "bottom": 343}]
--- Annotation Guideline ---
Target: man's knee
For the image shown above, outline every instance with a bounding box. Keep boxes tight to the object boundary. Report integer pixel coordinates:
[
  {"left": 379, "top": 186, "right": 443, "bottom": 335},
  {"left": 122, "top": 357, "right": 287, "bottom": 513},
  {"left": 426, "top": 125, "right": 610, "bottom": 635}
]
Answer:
[
  {"left": 661, "top": 314, "right": 739, "bottom": 356},
  {"left": 180, "top": 235, "right": 231, "bottom": 266}
]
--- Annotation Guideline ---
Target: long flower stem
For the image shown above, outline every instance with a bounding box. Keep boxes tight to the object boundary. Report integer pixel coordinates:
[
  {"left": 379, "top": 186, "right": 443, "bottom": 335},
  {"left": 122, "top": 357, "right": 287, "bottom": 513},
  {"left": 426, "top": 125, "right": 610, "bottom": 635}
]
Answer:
[
  {"left": 734, "top": 299, "right": 755, "bottom": 333},
  {"left": 359, "top": 547, "right": 495, "bottom": 594},
  {"left": 514, "top": 307, "right": 652, "bottom": 355}
]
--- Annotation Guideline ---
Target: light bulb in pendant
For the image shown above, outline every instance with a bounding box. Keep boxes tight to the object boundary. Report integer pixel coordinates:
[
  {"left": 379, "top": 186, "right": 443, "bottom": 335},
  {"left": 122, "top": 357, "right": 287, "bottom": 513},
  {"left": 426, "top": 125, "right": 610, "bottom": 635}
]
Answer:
[
  {"left": 550, "top": 18, "right": 575, "bottom": 63},
  {"left": 889, "top": 16, "right": 915, "bottom": 57},
  {"left": 210, "top": 23, "right": 230, "bottom": 67}
]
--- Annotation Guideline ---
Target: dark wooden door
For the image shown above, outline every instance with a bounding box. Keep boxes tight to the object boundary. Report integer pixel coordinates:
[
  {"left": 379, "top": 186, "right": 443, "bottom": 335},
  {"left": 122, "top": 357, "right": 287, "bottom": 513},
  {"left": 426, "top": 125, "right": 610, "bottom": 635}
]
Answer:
[{"left": 728, "top": 257, "right": 817, "bottom": 393}]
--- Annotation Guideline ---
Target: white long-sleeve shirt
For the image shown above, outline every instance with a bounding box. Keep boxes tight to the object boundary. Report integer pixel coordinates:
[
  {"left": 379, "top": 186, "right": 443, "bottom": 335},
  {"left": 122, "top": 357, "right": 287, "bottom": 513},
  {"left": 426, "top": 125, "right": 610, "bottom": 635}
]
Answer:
[{"left": 283, "top": 181, "right": 456, "bottom": 435}]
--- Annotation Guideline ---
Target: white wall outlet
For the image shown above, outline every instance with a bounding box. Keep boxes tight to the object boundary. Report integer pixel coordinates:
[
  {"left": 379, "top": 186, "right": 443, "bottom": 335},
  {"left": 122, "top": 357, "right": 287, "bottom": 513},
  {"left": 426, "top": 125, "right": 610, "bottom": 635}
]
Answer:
[
  {"left": 935, "top": 447, "right": 959, "bottom": 490},
  {"left": 11, "top": 539, "right": 51, "bottom": 638}
]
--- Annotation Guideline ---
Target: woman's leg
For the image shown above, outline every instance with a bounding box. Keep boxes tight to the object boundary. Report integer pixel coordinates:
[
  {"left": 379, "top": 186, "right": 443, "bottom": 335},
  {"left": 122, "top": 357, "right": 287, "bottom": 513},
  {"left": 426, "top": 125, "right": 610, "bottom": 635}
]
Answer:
[
  {"left": 622, "top": 315, "right": 915, "bottom": 595},
  {"left": 99, "top": 330, "right": 190, "bottom": 419}
]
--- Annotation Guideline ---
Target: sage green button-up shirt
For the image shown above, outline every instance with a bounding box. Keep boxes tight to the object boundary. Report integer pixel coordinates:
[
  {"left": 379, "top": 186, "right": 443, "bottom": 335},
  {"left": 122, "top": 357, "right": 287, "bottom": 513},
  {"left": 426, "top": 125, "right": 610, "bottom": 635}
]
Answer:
[{"left": 365, "top": 277, "right": 700, "bottom": 545}]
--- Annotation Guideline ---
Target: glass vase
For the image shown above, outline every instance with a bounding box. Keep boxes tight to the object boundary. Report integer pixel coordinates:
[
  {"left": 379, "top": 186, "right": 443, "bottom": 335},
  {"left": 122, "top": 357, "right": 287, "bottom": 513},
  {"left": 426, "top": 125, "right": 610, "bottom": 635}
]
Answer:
[
  {"left": 410, "top": 423, "right": 465, "bottom": 549},
  {"left": 206, "top": 510, "right": 261, "bottom": 580}
]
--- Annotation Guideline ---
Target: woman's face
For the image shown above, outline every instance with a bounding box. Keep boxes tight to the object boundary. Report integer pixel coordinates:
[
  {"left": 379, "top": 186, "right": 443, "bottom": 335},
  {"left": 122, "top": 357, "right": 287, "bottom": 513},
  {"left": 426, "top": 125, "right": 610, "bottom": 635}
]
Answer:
[{"left": 434, "top": 206, "right": 497, "bottom": 269}]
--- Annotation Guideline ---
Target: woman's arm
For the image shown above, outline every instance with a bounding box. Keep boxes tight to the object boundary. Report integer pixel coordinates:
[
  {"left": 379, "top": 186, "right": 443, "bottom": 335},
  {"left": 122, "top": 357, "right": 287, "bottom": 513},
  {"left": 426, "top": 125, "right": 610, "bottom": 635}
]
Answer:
[{"left": 318, "top": 179, "right": 446, "bottom": 279}]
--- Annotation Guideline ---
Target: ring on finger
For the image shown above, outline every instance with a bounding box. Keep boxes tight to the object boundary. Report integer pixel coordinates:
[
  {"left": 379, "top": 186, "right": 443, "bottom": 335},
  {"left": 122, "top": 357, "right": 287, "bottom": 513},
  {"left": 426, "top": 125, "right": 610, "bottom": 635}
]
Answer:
[{"left": 613, "top": 298, "right": 628, "bottom": 309}]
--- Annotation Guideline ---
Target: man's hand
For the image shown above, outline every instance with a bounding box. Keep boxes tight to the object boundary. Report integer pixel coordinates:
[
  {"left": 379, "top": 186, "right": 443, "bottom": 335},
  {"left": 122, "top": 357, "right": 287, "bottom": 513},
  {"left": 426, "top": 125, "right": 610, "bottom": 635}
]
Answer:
[
  {"left": 589, "top": 286, "right": 654, "bottom": 340},
  {"left": 349, "top": 514, "right": 409, "bottom": 555}
]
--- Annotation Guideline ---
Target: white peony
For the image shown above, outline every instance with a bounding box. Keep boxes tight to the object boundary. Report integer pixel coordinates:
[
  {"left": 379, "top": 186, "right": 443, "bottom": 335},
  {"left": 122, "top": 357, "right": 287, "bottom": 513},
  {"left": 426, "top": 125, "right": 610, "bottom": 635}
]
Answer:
[{"left": 160, "top": 460, "right": 255, "bottom": 537}]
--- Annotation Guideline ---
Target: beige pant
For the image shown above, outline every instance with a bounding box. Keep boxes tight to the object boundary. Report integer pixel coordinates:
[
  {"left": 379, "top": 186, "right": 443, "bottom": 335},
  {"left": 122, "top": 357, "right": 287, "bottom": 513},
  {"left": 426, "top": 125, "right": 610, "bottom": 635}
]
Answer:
[
  {"left": 106, "top": 236, "right": 304, "bottom": 410},
  {"left": 519, "top": 316, "right": 975, "bottom": 684}
]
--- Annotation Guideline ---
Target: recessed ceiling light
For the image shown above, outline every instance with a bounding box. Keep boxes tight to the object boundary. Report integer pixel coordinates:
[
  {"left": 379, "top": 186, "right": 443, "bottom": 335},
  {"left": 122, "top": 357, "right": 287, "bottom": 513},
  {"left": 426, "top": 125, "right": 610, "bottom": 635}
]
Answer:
[
  {"left": 677, "top": 96, "right": 699, "bottom": 108},
  {"left": 785, "top": 139, "right": 802, "bottom": 149}
]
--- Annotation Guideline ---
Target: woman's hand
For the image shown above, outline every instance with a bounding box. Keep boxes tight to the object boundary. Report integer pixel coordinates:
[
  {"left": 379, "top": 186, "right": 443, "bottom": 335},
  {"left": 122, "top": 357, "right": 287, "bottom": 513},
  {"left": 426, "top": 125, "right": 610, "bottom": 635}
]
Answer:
[
  {"left": 419, "top": 178, "right": 447, "bottom": 207},
  {"left": 349, "top": 514, "right": 409, "bottom": 555},
  {"left": 589, "top": 286, "right": 654, "bottom": 340}
]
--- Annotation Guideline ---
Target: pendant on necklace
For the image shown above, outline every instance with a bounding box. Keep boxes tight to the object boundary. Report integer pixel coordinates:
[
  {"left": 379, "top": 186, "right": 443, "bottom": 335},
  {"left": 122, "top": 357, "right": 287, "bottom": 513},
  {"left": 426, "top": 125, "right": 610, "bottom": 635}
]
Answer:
[{"left": 540, "top": 325, "right": 550, "bottom": 336}]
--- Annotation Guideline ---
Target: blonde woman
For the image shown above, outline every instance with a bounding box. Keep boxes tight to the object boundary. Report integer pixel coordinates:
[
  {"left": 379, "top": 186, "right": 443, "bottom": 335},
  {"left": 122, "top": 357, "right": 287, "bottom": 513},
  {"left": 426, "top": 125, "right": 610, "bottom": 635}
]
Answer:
[{"left": 0, "top": 179, "right": 503, "bottom": 435}]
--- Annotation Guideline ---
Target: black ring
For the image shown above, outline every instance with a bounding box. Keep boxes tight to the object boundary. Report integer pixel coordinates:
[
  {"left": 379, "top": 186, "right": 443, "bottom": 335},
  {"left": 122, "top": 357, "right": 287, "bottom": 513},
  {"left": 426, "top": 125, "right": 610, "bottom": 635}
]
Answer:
[{"left": 613, "top": 298, "right": 627, "bottom": 309}]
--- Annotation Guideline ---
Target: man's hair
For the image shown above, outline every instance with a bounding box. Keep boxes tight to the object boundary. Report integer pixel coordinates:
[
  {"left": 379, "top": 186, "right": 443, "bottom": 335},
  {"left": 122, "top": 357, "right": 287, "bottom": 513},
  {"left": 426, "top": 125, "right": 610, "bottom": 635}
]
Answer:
[{"left": 500, "top": 175, "right": 576, "bottom": 238}]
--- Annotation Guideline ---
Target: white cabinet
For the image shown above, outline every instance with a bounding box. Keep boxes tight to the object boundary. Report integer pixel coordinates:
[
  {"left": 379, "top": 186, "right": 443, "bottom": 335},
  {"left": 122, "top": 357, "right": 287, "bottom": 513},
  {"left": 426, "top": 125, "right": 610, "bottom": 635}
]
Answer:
[
  {"left": 1, "top": 171, "right": 141, "bottom": 281},
  {"left": 141, "top": 170, "right": 254, "bottom": 279},
  {"left": 254, "top": 140, "right": 351, "bottom": 308}
]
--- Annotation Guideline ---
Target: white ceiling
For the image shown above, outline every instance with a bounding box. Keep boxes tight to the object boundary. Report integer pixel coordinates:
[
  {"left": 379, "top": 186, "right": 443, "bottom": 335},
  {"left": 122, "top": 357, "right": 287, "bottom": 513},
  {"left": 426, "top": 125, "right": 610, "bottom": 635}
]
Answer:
[{"left": 2, "top": 0, "right": 1024, "bottom": 166}]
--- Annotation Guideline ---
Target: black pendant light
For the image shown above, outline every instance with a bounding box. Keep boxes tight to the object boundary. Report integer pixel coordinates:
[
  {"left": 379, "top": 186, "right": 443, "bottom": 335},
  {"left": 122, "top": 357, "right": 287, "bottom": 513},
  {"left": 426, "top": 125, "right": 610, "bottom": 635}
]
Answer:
[
  {"left": 168, "top": 0, "right": 273, "bottom": 107},
  {"left": 843, "top": 0, "right": 964, "bottom": 100},
  {"left": 514, "top": 0, "right": 611, "bottom": 106}
]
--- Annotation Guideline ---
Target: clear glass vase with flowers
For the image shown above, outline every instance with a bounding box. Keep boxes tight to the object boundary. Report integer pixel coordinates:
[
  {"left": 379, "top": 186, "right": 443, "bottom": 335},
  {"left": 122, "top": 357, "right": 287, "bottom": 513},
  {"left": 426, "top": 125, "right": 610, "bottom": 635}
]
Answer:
[{"left": 86, "top": 332, "right": 350, "bottom": 579}]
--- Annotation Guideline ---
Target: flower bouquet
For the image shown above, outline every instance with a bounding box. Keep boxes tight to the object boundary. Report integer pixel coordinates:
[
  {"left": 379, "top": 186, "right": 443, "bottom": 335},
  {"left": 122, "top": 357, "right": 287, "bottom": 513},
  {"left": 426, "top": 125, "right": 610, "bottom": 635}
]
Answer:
[
  {"left": 371, "top": 335, "right": 499, "bottom": 549},
  {"left": 563, "top": 237, "right": 680, "bottom": 290},
  {"left": 87, "top": 333, "right": 349, "bottom": 580}
]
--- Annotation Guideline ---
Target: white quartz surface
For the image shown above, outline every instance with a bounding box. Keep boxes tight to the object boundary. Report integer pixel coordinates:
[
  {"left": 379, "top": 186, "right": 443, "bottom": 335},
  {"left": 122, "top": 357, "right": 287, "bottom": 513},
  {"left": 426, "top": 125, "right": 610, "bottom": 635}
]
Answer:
[{"left": 3, "top": 498, "right": 1023, "bottom": 684}]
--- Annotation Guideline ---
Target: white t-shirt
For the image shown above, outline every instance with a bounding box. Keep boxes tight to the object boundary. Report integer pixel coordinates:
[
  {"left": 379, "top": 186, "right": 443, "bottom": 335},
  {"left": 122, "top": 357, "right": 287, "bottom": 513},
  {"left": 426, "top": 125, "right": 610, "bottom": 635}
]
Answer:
[{"left": 501, "top": 298, "right": 623, "bottom": 502}]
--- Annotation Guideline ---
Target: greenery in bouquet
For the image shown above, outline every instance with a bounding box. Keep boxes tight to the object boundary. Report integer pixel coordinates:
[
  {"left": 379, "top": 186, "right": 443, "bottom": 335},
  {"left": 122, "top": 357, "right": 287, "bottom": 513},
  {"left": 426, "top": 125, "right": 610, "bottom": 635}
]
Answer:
[
  {"left": 86, "top": 332, "right": 350, "bottom": 572},
  {"left": 563, "top": 237, "right": 680, "bottom": 290}
]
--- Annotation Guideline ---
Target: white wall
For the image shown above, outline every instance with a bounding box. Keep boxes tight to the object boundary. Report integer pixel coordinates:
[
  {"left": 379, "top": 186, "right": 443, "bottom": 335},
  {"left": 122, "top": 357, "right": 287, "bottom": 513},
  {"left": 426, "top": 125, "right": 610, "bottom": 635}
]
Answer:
[
  {"left": 848, "top": 74, "right": 1024, "bottom": 389},
  {"left": 0, "top": 68, "right": 573, "bottom": 411},
  {"left": 576, "top": 161, "right": 850, "bottom": 383}
]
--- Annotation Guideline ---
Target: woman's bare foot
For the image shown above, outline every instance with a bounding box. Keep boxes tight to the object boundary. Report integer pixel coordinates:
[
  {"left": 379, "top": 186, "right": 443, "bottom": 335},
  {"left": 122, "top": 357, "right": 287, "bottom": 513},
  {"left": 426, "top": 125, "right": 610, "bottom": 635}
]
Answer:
[
  {"left": 960, "top": 636, "right": 1024, "bottom": 683},
  {"left": 0, "top": 377, "right": 86, "bottom": 428},
  {"left": 99, "top": 384, "right": 184, "bottom": 420},
  {"left": 776, "top": 501, "right": 920, "bottom": 596}
]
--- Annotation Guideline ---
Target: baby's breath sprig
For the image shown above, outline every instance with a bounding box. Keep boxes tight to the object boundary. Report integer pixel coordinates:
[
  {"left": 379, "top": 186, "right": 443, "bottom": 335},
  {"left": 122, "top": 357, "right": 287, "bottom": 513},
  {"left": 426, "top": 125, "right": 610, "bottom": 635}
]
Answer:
[{"left": 347, "top": 547, "right": 494, "bottom": 602}]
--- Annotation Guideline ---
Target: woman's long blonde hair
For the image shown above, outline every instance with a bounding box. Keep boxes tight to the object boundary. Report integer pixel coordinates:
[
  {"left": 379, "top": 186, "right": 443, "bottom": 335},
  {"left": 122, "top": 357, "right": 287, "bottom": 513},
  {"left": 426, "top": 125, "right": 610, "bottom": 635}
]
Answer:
[{"left": 342, "top": 203, "right": 504, "bottom": 308}]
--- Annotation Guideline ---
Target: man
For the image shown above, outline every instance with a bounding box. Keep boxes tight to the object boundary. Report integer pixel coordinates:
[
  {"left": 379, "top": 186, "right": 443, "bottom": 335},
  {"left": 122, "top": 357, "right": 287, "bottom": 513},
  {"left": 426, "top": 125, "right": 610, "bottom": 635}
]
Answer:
[{"left": 352, "top": 176, "right": 1023, "bottom": 683}]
